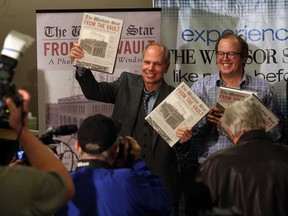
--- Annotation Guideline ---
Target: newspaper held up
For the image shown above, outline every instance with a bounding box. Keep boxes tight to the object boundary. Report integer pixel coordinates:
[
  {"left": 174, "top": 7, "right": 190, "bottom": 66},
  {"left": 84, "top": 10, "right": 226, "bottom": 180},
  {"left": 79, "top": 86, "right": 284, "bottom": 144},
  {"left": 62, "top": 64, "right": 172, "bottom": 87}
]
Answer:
[
  {"left": 145, "top": 82, "right": 210, "bottom": 147},
  {"left": 74, "top": 13, "right": 123, "bottom": 74},
  {"left": 216, "top": 86, "right": 257, "bottom": 111},
  {"left": 247, "top": 95, "right": 279, "bottom": 132},
  {"left": 216, "top": 86, "right": 279, "bottom": 132}
]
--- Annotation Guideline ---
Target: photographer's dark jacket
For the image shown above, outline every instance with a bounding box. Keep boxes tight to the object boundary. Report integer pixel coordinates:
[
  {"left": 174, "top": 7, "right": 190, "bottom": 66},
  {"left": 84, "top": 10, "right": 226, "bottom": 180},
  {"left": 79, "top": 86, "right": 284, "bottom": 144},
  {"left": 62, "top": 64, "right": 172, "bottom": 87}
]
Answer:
[
  {"left": 198, "top": 130, "right": 288, "bottom": 216},
  {"left": 75, "top": 70, "right": 187, "bottom": 204}
]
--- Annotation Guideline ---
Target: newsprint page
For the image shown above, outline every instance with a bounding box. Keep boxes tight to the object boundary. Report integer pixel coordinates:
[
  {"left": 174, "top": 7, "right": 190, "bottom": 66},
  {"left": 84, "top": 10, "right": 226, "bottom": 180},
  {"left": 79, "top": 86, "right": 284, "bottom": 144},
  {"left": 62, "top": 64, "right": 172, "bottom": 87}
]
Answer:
[
  {"left": 145, "top": 82, "right": 210, "bottom": 147},
  {"left": 216, "top": 86, "right": 257, "bottom": 111},
  {"left": 216, "top": 86, "right": 279, "bottom": 132},
  {"left": 74, "top": 12, "right": 123, "bottom": 74}
]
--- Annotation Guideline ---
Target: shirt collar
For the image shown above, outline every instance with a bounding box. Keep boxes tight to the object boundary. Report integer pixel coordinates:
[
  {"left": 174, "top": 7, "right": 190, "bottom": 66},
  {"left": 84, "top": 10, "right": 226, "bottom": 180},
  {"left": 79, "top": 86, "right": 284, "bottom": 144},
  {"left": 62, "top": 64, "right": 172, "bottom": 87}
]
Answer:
[
  {"left": 143, "top": 82, "right": 162, "bottom": 95},
  {"left": 216, "top": 70, "right": 248, "bottom": 89}
]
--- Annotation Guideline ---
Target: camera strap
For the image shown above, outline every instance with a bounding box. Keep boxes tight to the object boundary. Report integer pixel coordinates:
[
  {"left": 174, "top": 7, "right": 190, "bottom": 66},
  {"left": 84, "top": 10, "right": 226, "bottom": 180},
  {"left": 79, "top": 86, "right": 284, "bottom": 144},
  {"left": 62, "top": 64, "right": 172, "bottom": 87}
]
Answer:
[{"left": 76, "top": 159, "right": 114, "bottom": 170}]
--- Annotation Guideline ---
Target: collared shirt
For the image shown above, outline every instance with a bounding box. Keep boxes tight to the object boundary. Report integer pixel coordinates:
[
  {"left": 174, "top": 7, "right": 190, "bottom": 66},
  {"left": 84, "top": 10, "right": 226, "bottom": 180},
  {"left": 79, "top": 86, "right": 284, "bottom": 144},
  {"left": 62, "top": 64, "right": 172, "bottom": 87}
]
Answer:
[
  {"left": 143, "top": 86, "right": 160, "bottom": 115},
  {"left": 191, "top": 71, "right": 282, "bottom": 164}
]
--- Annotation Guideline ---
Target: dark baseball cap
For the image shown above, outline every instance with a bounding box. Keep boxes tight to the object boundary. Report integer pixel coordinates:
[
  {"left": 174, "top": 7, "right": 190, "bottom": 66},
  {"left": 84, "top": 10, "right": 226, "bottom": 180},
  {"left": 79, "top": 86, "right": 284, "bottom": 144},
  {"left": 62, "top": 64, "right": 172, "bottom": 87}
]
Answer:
[{"left": 77, "top": 114, "right": 121, "bottom": 154}]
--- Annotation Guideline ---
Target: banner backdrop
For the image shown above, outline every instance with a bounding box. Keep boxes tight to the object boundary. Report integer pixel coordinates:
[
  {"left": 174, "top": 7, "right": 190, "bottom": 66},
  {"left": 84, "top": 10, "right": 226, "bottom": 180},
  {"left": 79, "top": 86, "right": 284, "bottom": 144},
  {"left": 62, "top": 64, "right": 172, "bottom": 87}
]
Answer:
[
  {"left": 36, "top": 9, "right": 161, "bottom": 169},
  {"left": 155, "top": 0, "right": 287, "bottom": 140}
]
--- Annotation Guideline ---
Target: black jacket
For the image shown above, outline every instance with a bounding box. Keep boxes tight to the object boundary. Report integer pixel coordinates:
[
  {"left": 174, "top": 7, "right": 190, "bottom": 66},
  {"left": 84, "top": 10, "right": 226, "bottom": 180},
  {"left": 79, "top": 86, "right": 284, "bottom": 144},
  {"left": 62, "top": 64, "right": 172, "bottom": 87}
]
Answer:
[{"left": 198, "top": 130, "right": 288, "bottom": 216}]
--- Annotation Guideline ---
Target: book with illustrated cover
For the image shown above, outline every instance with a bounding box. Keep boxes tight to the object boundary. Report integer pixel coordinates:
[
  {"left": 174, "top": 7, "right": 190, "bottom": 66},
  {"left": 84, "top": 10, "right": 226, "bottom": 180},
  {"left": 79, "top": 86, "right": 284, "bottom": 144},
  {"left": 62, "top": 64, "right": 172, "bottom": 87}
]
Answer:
[
  {"left": 145, "top": 82, "right": 210, "bottom": 147},
  {"left": 74, "top": 13, "right": 123, "bottom": 74},
  {"left": 216, "top": 86, "right": 279, "bottom": 131}
]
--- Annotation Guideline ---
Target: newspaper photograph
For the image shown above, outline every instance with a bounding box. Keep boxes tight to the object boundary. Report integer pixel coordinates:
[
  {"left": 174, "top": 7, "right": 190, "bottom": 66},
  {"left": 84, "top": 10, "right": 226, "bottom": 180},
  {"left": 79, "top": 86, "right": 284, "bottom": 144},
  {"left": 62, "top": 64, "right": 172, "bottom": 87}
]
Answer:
[
  {"left": 145, "top": 82, "right": 210, "bottom": 147},
  {"left": 74, "top": 12, "right": 123, "bottom": 74}
]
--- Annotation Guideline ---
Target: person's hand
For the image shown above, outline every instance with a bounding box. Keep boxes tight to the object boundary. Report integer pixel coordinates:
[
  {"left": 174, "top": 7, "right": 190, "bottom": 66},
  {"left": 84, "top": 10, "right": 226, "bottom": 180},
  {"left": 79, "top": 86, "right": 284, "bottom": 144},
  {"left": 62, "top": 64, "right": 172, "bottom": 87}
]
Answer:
[
  {"left": 69, "top": 43, "right": 84, "bottom": 61},
  {"left": 176, "top": 127, "right": 192, "bottom": 144},
  {"left": 114, "top": 136, "right": 141, "bottom": 168},
  {"left": 9, "top": 159, "right": 29, "bottom": 167},
  {"left": 6, "top": 89, "right": 30, "bottom": 134},
  {"left": 206, "top": 107, "right": 223, "bottom": 124},
  {"left": 124, "top": 136, "right": 141, "bottom": 161}
]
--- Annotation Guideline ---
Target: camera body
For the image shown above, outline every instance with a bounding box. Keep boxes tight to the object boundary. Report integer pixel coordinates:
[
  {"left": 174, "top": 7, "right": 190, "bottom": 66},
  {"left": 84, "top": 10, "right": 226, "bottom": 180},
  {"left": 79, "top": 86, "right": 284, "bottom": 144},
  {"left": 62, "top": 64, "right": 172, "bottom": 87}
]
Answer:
[
  {"left": 0, "top": 85, "right": 22, "bottom": 129},
  {"left": 0, "top": 31, "right": 34, "bottom": 129},
  {"left": 114, "top": 137, "right": 136, "bottom": 168},
  {"left": 0, "top": 55, "right": 23, "bottom": 128}
]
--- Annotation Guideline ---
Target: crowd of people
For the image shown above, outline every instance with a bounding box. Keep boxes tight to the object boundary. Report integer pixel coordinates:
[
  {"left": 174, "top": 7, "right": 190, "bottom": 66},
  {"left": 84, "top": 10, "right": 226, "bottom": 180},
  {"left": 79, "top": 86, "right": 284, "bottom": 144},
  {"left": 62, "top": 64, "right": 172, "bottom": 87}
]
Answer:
[{"left": 1, "top": 32, "right": 287, "bottom": 216}]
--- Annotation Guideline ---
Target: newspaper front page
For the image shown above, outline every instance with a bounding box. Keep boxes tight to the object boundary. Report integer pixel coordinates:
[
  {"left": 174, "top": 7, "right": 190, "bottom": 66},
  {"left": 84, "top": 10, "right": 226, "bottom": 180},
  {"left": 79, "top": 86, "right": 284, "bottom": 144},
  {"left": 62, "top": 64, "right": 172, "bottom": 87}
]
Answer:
[
  {"left": 247, "top": 95, "right": 279, "bottom": 132},
  {"left": 217, "top": 87, "right": 279, "bottom": 131},
  {"left": 74, "top": 13, "right": 123, "bottom": 74},
  {"left": 145, "top": 82, "right": 210, "bottom": 147},
  {"left": 216, "top": 86, "right": 257, "bottom": 111}
]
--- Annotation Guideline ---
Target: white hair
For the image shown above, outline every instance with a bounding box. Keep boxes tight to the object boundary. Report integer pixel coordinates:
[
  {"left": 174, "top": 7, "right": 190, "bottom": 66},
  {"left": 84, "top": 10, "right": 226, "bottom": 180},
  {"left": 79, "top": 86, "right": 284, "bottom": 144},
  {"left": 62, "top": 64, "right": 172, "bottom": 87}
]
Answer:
[{"left": 221, "top": 97, "right": 266, "bottom": 137}]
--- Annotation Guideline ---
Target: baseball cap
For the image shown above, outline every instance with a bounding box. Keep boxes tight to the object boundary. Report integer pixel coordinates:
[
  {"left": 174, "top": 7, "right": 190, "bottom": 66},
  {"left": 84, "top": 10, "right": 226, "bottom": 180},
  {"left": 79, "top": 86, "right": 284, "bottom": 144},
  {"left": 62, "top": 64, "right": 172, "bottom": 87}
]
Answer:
[{"left": 77, "top": 114, "right": 121, "bottom": 154}]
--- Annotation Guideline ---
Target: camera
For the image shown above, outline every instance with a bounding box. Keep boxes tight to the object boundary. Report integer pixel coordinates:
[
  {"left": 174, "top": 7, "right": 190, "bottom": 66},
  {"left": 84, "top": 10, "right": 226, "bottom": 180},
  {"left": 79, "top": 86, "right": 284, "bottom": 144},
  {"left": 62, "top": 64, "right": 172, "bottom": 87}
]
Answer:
[
  {"left": 114, "top": 136, "right": 138, "bottom": 168},
  {"left": 0, "top": 55, "right": 23, "bottom": 128},
  {"left": 0, "top": 31, "right": 34, "bottom": 128}
]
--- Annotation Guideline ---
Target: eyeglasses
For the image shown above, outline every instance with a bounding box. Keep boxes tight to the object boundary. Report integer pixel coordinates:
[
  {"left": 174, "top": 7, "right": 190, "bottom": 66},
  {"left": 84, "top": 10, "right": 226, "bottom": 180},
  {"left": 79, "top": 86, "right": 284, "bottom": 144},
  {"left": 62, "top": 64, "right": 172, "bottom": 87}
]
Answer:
[{"left": 216, "top": 52, "right": 242, "bottom": 60}]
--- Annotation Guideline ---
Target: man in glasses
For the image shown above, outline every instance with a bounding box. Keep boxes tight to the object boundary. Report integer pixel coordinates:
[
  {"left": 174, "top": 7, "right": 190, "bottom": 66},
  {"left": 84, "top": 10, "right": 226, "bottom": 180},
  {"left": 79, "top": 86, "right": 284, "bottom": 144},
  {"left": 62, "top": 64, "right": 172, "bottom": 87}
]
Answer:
[{"left": 190, "top": 32, "right": 283, "bottom": 164}]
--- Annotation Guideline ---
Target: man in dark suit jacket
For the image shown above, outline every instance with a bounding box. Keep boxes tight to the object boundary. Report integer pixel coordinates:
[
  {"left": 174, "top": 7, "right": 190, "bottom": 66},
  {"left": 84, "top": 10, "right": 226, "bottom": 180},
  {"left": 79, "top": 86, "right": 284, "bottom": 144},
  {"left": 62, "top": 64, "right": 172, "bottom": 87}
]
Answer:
[{"left": 70, "top": 42, "right": 192, "bottom": 215}]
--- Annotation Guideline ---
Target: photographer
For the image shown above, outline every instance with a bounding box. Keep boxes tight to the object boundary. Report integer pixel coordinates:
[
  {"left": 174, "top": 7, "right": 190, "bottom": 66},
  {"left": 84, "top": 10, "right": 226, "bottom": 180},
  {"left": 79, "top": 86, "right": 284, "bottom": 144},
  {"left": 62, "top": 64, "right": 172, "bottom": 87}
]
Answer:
[
  {"left": 0, "top": 89, "right": 75, "bottom": 216},
  {"left": 56, "top": 114, "right": 171, "bottom": 216}
]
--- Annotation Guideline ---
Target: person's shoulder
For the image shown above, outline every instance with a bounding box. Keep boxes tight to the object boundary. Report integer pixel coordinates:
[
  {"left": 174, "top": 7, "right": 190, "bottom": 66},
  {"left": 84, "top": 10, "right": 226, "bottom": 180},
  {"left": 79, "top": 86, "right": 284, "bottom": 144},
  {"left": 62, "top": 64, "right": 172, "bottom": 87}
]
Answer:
[
  {"left": 107, "top": 167, "right": 143, "bottom": 185},
  {"left": 1, "top": 166, "right": 67, "bottom": 189},
  {"left": 161, "top": 79, "right": 175, "bottom": 92},
  {"left": 191, "top": 73, "right": 218, "bottom": 90},
  {"left": 2, "top": 165, "right": 41, "bottom": 175},
  {"left": 269, "top": 141, "right": 288, "bottom": 155},
  {"left": 120, "top": 71, "right": 141, "bottom": 78},
  {"left": 245, "top": 73, "right": 272, "bottom": 87},
  {"left": 195, "top": 73, "right": 217, "bottom": 84},
  {"left": 119, "top": 72, "right": 142, "bottom": 83},
  {"left": 201, "top": 145, "right": 237, "bottom": 169}
]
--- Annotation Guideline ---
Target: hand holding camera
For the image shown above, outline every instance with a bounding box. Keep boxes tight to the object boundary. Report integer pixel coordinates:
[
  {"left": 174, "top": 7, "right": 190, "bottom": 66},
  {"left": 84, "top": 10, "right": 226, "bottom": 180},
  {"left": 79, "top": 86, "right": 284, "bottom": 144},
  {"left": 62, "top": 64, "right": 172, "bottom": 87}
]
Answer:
[{"left": 115, "top": 136, "right": 141, "bottom": 168}]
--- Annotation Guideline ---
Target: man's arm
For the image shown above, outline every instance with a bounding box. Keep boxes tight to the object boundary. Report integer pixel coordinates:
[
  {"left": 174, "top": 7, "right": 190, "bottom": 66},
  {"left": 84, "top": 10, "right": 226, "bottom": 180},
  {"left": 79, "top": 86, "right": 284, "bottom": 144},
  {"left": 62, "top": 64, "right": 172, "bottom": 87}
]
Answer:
[
  {"left": 70, "top": 43, "right": 121, "bottom": 103},
  {"left": 6, "top": 89, "right": 75, "bottom": 203}
]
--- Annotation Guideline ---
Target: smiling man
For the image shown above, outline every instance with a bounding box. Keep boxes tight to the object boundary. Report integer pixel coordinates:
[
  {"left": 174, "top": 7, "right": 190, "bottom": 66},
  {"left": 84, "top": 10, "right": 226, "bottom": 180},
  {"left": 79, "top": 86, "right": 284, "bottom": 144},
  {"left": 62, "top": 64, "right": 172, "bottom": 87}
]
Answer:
[
  {"left": 190, "top": 32, "right": 283, "bottom": 164},
  {"left": 69, "top": 42, "right": 192, "bottom": 215}
]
